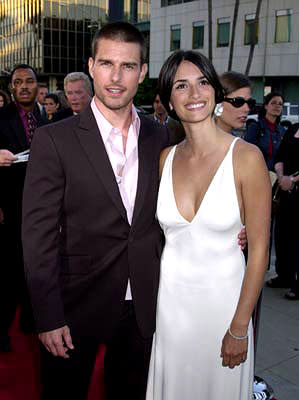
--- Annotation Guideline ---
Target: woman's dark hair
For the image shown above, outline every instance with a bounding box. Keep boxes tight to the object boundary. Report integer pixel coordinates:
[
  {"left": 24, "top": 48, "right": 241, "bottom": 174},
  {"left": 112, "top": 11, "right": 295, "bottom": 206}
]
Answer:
[
  {"left": 258, "top": 91, "right": 284, "bottom": 122},
  {"left": 45, "top": 93, "right": 61, "bottom": 109},
  {"left": 0, "top": 89, "right": 11, "bottom": 106},
  {"left": 91, "top": 21, "right": 146, "bottom": 64},
  {"left": 219, "top": 71, "right": 251, "bottom": 96},
  {"left": 158, "top": 50, "right": 224, "bottom": 115}
]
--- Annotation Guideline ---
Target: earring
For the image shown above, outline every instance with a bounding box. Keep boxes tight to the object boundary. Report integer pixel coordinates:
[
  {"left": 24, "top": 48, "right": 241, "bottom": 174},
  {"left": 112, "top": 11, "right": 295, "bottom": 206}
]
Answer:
[
  {"left": 169, "top": 103, "right": 173, "bottom": 111},
  {"left": 214, "top": 103, "right": 224, "bottom": 117}
]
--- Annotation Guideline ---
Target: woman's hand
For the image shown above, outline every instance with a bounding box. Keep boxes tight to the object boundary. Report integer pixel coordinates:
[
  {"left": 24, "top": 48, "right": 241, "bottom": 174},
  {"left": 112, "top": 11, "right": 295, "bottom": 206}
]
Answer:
[
  {"left": 279, "top": 175, "right": 294, "bottom": 191},
  {"left": 220, "top": 329, "right": 248, "bottom": 369}
]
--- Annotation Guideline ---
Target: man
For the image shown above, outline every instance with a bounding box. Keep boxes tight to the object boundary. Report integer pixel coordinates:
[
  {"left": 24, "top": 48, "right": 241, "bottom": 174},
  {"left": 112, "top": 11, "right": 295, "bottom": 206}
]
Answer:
[
  {"left": 22, "top": 23, "right": 246, "bottom": 400},
  {"left": 22, "top": 22, "right": 168, "bottom": 400},
  {"left": 150, "top": 90, "right": 185, "bottom": 145},
  {"left": 0, "top": 64, "right": 44, "bottom": 351},
  {"left": 53, "top": 72, "right": 92, "bottom": 121},
  {"left": 37, "top": 83, "right": 48, "bottom": 118}
]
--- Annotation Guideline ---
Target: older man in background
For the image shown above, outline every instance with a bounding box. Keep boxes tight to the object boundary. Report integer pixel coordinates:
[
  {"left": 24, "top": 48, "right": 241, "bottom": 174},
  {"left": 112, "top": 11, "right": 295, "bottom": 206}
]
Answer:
[{"left": 53, "top": 72, "right": 92, "bottom": 121}]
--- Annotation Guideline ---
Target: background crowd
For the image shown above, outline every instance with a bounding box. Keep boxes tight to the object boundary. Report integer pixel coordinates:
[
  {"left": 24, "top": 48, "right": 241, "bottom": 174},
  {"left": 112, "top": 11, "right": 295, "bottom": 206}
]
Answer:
[{"left": 0, "top": 21, "right": 298, "bottom": 400}]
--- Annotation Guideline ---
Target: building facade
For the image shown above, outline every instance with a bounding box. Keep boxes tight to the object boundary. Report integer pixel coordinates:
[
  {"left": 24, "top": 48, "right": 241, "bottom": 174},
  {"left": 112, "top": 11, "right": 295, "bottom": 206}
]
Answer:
[
  {"left": 0, "top": 0, "right": 150, "bottom": 89},
  {"left": 150, "top": 0, "right": 299, "bottom": 103}
]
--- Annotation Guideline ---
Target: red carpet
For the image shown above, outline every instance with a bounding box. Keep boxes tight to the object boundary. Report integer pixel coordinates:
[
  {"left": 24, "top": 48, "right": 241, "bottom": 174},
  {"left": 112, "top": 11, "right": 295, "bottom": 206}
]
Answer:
[{"left": 0, "top": 308, "right": 106, "bottom": 400}]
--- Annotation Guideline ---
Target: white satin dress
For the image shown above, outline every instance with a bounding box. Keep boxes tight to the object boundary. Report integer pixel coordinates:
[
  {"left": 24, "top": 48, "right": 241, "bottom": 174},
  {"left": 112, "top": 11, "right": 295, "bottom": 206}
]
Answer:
[{"left": 146, "top": 138, "right": 253, "bottom": 400}]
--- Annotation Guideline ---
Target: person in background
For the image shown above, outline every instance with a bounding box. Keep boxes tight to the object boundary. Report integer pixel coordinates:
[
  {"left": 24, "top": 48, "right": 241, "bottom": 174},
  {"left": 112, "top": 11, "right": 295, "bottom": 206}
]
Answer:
[
  {"left": 0, "top": 89, "right": 11, "bottom": 108},
  {"left": 244, "top": 92, "right": 285, "bottom": 172},
  {"left": 149, "top": 89, "right": 185, "bottom": 145},
  {"left": 37, "top": 83, "right": 48, "bottom": 119},
  {"left": 245, "top": 93, "right": 286, "bottom": 291},
  {"left": 215, "top": 71, "right": 255, "bottom": 135},
  {"left": 274, "top": 124, "right": 299, "bottom": 300},
  {"left": 54, "top": 89, "right": 69, "bottom": 110},
  {"left": 53, "top": 72, "right": 92, "bottom": 121},
  {"left": 215, "top": 71, "right": 273, "bottom": 399},
  {"left": 44, "top": 93, "right": 61, "bottom": 122}
]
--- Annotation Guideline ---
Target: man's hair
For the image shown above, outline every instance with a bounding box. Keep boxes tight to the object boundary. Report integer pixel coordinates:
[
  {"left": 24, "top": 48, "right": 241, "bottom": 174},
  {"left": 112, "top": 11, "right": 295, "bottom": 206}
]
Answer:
[
  {"left": 64, "top": 72, "right": 93, "bottom": 96},
  {"left": 38, "top": 82, "right": 48, "bottom": 89},
  {"left": 91, "top": 21, "right": 147, "bottom": 64},
  {"left": 158, "top": 50, "right": 224, "bottom": 115},
  {"left": 10, "top": 64, "right": 38, "bottom": 83},
  {"left": 219, "top": 71, "right": 251, "bottom": 96}
]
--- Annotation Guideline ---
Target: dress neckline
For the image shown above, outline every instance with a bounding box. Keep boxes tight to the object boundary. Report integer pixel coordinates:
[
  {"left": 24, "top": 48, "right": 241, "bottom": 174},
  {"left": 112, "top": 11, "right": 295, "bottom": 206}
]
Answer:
[{"left": 170, "top": 138, "right": 238, "bottom": 224}]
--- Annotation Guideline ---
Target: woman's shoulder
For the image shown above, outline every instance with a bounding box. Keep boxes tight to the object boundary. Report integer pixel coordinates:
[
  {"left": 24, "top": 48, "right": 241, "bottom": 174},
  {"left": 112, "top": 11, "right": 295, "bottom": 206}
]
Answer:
[
  {"left": 159, "top": 146, "right": 175, "bottom": 177},
  {"left": 234, "top": 138, "right": 266, "bottom": 170}
]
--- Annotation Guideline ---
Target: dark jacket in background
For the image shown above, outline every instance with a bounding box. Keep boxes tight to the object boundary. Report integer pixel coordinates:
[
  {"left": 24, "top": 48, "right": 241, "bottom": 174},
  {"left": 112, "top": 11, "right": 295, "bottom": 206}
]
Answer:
[
  {"left": 0, "top": 102, "right": 45, "bottom": 344},
  {"left": 244, "top": 118, "right": 285, "bottom": 171}
]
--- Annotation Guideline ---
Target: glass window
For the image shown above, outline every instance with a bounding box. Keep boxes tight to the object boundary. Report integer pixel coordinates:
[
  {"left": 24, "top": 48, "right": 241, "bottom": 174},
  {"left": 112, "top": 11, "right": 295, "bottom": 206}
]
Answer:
[
  {"left": 217, "top": 18, "right": 230, "bottom": 47},
  {"left": 244, "top": 14, "right": 258, "bottom": 45},
  {"left": 192, "top": 21, "right": 204, "bottom": 49},
  {"left": 170, "top": 24, "right": 181, "bottom": 51},
  {"left": 275, "top": 9, "right": 292, "bottom": 43}
]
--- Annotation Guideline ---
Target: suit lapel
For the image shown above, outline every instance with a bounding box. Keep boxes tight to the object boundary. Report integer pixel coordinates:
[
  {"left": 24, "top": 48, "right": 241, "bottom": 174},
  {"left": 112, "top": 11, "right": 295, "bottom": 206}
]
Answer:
[
  {"left": 9, "top": 104, "right": 28, "bottom": 150},
  {"left": 131, "top": 116, "right": 156, "bottom": 225},
  {"left": 75, "top": 106, "right": 128, "bottom": 223}
]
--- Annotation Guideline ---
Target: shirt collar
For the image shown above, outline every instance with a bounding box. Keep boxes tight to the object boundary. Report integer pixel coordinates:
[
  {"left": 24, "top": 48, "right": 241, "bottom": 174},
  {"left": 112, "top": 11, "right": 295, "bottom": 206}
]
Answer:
[{"left": 91, "top": 97, "right": 140, "bottom": 144}]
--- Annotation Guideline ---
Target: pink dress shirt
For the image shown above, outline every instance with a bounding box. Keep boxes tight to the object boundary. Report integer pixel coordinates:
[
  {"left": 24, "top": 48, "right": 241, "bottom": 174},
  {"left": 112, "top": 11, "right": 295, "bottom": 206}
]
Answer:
[{"left": 91, "top": 98, "right": 140, "bottom": 299}]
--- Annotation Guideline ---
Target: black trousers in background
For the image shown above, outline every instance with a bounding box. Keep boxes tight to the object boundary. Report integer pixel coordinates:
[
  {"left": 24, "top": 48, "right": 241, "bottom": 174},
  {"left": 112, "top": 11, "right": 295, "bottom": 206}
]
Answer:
[
  {"left": 40, "top": 301, "right": 153, "bottom": 400},
  {"left": 274, "top": 188, "right": 299, "bottom": 292}
]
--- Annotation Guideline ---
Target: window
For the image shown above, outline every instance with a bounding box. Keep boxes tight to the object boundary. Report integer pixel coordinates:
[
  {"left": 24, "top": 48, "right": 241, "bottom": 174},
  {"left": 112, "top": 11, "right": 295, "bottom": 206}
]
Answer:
[
  {"left": 217, "top": 18, "right": 230, "bottom": 47},
  {"left": 244, "top": 14, "right": 258, "bottom": 45},
  {"left": 192, "top": 21, "right": 204, "bottom": 49},
  {"left": 162, "top": 0, "right": 194, "bottom": 6},
  {"left": 170, "top": 24, "right": 181, "bottom": 51},
  {"left": 275, "top": 9, "right": 292, "bottom": 43}
]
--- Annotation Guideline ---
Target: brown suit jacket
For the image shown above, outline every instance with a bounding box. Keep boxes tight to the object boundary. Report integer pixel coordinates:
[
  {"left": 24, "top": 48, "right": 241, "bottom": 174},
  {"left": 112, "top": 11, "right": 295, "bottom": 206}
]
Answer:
[{"left": 22, "top": 106, "right": 168, "bottom": 340}]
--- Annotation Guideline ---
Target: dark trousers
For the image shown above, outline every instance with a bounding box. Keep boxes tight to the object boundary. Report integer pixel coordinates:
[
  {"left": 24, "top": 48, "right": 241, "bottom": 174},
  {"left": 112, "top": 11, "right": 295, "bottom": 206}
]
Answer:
[
  {"left": 274, "top": 189, "right": 299, "bottom": 291},
  {"left": 40, "top": 301, "right": 153, "bottom": 400}
]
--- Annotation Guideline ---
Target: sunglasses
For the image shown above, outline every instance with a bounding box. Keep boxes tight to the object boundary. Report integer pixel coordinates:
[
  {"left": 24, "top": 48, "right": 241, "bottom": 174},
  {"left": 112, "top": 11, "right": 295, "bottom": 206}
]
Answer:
[{"left": 223, "top": 97, "right": 256, "bottom": 109}]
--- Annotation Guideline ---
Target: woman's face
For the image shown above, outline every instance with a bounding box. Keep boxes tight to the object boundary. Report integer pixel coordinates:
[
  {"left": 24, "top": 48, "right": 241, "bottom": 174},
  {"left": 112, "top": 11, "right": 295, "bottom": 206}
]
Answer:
[
  {"left": 44, "top": 98, "right": 58, "bottom": 116},
  {"left": 264, "top": 96, "right": 283, "bottom": 119},
  {"left": 170, "top": 60, "right": 215, "bottom": 124},
  {"left": 218, "top": 87, "right": 251, "bottom": 131},
  {"left": 0, "top": 95, "right": 4, "bottom": 108}
]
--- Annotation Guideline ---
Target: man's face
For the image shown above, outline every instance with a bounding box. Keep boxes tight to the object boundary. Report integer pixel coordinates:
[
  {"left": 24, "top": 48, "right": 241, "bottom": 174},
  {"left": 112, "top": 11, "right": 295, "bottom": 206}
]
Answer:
[
  {"left": 153, "top": 94, "right": 167, "bottom": 117},
  {"left": 88, "top": 38, "right": 147, "bottom": 115},
  {"left": 65, "top": 80, "right": 91, "bottom": 113},
  {"left": 37, "top": 87, "right": 48, "bottom": 105},
  {"left": 11, "top": 68, "right": 38, "bottom": 107}
]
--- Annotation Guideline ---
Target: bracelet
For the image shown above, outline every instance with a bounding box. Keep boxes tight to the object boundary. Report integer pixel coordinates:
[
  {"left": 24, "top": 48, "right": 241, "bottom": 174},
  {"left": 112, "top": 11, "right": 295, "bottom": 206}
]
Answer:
[{"left": 228, "top": 326, "right": 248, "bottom": 340}]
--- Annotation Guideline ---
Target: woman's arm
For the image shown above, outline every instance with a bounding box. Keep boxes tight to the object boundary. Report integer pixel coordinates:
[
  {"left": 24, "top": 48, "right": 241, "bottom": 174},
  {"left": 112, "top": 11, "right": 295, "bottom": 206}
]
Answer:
[{"left": 221, "top": 142, "right": 271, "bottom": 368}]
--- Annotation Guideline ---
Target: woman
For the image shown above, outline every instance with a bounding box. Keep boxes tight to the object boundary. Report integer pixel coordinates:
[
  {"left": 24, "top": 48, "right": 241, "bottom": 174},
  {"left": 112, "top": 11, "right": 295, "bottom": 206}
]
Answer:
[
  {"left": 274, "top": 124, "right": 299, "bottom": 300},
  {"left": 216, "top": 71, "right": 255, "bottom": 134},
  {"left": 244, "top": 92, "right": 285, "bottom": 172},
  {"left": 146, "top": 51, "right": 271, "bottom": 400},
  {"left": 216, "top": 71, "right": 273, "bottom": 398},
  {"left": 44, "top": 93, "right": 60, "bottom": 122},
  {"left": 245, "top": 92, "right": 286, "bottom": 290},
  {"left": 0, "top": 90, "right": 10, "bottom": 108}
]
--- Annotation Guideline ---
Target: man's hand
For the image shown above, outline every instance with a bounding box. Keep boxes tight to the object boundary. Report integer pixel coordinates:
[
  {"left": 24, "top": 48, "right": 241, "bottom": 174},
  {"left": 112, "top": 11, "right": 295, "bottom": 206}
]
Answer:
[
  {"left": 238, "top": 227, "right": 247, "bottom": 250},
  {"left": 0, "top": 149, "right": 17, "bottom": 166},
  {"left": 279, "top": 175, "right": 294, "bottom": 191},
  {"left": 39, "top": 325, "right": 74, "bottom": 359}
]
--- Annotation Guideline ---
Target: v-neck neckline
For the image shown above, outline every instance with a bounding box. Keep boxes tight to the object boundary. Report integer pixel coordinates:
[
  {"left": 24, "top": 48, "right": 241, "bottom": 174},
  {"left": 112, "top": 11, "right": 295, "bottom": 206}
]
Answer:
[{"left": 170, "top": 138, "right": 237, "bottom": 224}]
